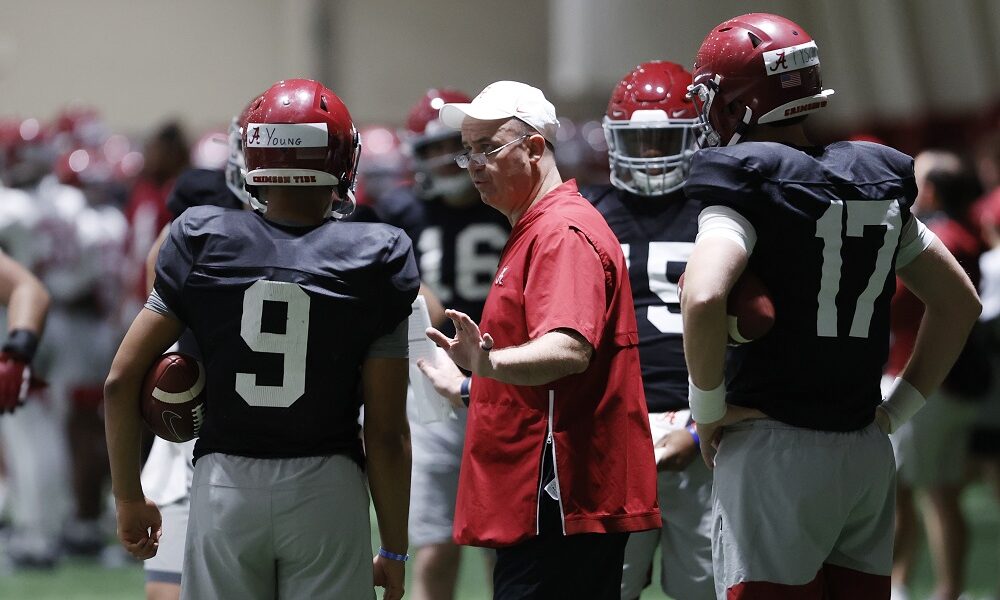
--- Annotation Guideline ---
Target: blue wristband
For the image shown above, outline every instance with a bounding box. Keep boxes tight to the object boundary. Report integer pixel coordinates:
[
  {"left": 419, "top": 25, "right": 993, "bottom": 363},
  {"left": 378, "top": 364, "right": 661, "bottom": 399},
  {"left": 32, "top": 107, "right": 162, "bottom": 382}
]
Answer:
[
  {"left": 687, "top": 423, "right": 700, "bottom": 448},
  {"left": 378, "top": 547, "right": 409, "bottom": 562},
  {"left": 460, "top": 377, "right": 472, "bottom": 407}
]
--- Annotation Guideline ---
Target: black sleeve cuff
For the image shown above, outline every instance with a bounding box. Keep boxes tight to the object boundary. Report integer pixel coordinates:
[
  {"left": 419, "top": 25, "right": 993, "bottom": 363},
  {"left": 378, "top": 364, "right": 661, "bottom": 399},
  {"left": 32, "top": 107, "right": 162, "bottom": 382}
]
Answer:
[{"left": 2, "top": 329, "right": 39, "bottom": 362}]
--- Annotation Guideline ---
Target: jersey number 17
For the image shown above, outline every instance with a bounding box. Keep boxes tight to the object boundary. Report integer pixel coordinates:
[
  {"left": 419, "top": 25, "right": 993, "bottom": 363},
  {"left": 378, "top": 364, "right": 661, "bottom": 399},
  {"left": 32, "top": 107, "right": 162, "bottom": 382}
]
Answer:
[{"left": 814, "top": 199, "right": 902, "bottom": 339}]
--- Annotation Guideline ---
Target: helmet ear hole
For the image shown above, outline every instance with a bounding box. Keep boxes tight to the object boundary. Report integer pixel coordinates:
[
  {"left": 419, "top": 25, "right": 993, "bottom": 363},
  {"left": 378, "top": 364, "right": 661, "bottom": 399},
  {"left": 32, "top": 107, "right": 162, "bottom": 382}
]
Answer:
[{"left": 726, "top": 100, "right": 742, "bottom": 116}]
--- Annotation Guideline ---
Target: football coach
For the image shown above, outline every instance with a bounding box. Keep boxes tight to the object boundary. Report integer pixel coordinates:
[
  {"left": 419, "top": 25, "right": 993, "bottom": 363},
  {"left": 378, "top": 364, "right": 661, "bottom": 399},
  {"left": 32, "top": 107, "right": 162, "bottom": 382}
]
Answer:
[{"left": 418, "top": 80, "right": 660, "bottom": 599}]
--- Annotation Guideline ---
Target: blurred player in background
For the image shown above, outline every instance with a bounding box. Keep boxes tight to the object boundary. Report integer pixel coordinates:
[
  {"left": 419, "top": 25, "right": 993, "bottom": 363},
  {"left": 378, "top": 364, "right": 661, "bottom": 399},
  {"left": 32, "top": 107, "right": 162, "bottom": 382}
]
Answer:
[
  {"left": 0, "top": 115, "right": 126, "bottom": 568},
  {"left": 972, "top": 131, "right": 1000, "bottom": 600},
  {"left": 378, "top": 88, "right": 509, "bottom": 600},
  {"left": 889, "top": 150, "right": 990, "bottom": 600},
  {"left": 681, "top": 12, "right": 980, "bottom": 599},
  {"left": 121, "top": 122, "right": 189, "bottom": 322},
  {"left": 580, "top": 60, "right": 715, "bottom": 600},
  {"left": 105, "top": 79, "right": 418, "bottom": 600},
  {"left": 51, "top": 124, "right": 131, "bottom": 560}
]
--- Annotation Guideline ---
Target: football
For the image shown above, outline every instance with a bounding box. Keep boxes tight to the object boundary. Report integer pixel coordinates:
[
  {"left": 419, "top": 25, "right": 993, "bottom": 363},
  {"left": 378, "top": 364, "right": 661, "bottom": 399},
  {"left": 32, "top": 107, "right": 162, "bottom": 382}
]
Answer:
[
  {"left": 678, "top": 270, "right": 775, "bottom": 344},
  {"left": 140, "top": 352, "right": 206, "bottom": 443}
]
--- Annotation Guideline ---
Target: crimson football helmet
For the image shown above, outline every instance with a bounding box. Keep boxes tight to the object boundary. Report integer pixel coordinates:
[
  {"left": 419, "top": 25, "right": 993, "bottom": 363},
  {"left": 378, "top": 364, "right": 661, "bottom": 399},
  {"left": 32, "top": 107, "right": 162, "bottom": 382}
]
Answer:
[
  {"left": 688, "top": 13, "right": 834, "bottom": 147},
  {"left": 243, "top": 79, "right": 360, "bottom": 216},
  {"left": 604, "top": 61, "right": 699, "bottom": 196},
  {"left": 0, "top": 117, "right": 55, "bottom": 188},
  {"left": 52, "top": 105, "right": 107, "bottom": 151},
  {"left": 403, "top": 88, "right": 474, "bottom": 201}
]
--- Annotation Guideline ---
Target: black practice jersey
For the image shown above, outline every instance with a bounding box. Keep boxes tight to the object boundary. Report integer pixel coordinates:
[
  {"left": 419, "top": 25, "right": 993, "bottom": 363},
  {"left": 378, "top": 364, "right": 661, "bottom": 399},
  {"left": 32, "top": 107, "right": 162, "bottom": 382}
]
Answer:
[
  {"left": 165, "top": 168, "right": 244, "bottom": 219},
  {"left": 155, "top": 206, "right": 419, "bottom": 461},
  {"left": 377, "top": 187, "right": 509, "bottom": 335},
  {"left": 581, "top": 184, "right": 701, "bottom": 412},
  {"left": 685, "top": 141, "right": 918, "bottom": 431}
]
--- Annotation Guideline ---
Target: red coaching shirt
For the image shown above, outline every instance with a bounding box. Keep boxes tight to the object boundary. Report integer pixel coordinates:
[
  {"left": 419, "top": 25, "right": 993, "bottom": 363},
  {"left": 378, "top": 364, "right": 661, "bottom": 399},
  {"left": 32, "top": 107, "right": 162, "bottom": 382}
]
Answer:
[{"left": 453, "top": 180, "right": 660, "bottom": 548}]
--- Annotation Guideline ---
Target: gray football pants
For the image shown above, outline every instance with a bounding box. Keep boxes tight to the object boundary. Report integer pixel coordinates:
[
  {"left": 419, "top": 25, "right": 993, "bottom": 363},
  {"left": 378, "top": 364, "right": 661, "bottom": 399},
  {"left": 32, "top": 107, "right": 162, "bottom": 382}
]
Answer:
[{"left": 180, "top": 453, "right": 374, "bottom": 600}]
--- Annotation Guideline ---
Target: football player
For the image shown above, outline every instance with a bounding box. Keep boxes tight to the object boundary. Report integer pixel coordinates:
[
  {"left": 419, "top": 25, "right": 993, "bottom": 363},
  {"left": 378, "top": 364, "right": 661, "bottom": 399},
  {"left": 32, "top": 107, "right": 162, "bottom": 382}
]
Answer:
[
  {"left": 680, "top": 13, "right": 981, "bottom": 599},
  {"left": 579, "top": 60, "right": 715, "bottom": 600},
  {"left": 377, "top": 88, "right": 509, "bottom": 600},
  {"left": 105, "top": 79, "right": 419, "bottom": 600}
]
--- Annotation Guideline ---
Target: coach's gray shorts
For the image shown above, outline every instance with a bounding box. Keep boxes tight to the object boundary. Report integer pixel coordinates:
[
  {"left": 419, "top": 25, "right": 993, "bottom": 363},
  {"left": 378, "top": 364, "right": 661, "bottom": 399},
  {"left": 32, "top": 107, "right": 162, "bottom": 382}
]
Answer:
[
  {"left": 711, "top": 419, "right": 895, "bottom": 599},
  {"left": 180, "top": 453, "right": 374, "bottom": 600}
]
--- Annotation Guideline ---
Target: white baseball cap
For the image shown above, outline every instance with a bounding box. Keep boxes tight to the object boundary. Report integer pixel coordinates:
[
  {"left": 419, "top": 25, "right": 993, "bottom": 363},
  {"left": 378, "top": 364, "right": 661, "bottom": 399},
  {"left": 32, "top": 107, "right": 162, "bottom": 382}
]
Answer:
[{"left": 439, "top": 80, "right": 560, "bottom": 145}]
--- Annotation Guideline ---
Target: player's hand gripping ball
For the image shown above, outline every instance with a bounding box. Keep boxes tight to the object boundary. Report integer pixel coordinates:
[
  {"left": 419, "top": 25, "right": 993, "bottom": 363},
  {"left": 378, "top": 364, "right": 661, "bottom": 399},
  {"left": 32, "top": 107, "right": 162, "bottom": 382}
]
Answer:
[
  {"left": 678, "top": 270, "right": 775, "bottom": 344},
  {"left": 140, "top": 352, "right": 206, "bottom": 442}
]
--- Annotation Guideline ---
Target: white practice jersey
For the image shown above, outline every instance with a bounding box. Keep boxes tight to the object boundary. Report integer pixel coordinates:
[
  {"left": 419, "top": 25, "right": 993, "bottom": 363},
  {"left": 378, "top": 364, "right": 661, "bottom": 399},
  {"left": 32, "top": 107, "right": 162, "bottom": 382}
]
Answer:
[{"left": 0, "top": 177, "right": 126, "bottom": 307}]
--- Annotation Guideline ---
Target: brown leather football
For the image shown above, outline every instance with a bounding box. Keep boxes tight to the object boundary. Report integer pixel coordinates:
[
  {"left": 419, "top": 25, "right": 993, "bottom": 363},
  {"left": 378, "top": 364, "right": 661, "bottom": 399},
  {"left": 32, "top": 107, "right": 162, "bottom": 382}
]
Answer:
[
  {"left": 140, "top": 352, "right": 206, "bottom": 443},
  {"left": 678, "top": 269, "right": 775, "bottom": 344},
  {"left": 724, "top": 270, "right": 775, "bottom": 344}
]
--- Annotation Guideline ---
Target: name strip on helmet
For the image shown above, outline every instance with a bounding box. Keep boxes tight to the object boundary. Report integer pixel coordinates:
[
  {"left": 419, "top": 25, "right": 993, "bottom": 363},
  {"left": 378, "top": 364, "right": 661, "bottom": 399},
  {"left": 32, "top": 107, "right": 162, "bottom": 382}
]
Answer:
[
  {"left": 763, "top": 41, "right": 819, "bottom": 76},
  {"left": 245, "top": 123, "right": 329, "bottom": 148}
]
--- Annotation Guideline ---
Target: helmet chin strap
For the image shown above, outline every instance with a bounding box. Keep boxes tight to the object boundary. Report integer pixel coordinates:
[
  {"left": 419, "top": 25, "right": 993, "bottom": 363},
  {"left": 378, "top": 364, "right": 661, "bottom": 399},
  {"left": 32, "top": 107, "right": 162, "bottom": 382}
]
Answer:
[
  {"left": 726, "top": 107, "right": 754, "bottom": 146},
  {"left": 331, "top": 189, "right": 356, "bottom": 220}
]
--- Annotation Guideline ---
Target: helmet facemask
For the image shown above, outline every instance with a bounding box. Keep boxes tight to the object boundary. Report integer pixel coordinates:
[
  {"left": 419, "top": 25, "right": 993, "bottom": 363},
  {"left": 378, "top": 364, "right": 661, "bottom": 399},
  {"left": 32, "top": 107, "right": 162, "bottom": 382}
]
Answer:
[
  {"left": 225, "top": 116, "right": 253, "bottom": 207},
  {"left": 603, "top": 111, "right": 698, "bottom": 196}
]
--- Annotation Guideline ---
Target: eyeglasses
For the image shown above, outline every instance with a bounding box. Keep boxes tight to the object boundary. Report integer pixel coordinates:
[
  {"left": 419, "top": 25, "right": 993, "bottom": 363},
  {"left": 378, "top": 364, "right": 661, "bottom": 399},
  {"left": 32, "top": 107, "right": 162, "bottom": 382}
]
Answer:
[{"left": 454, "top": 134, "right": 531, "bottom": 168}]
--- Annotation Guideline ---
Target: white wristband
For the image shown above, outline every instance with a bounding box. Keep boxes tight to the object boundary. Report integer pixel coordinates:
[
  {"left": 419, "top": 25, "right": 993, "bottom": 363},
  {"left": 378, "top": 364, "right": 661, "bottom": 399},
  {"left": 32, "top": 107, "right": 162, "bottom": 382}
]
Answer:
[
  {"left": 880, "top": 377, "right": 926, "bottom": 434},
  {"left": 688, "top": 378, "right": 727, "bottom": 424}
]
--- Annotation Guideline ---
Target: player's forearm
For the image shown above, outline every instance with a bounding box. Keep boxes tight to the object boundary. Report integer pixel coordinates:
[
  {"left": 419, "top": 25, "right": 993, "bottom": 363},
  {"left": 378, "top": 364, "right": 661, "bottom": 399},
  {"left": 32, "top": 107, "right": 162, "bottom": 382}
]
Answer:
[
  {"left": 5, "top": 275, "right": 49, "bottom": 334},
  {"left": 901, "top": 298, "right": 981, "bottom": 397},
  {"left": 681, "top": 295, "right": 728, "bottom": 390},
  {"left": 104, "top": 369, "right": 146, "bottom": 502},
  {"left": 365, "top": 426, "right": 411, "bottom": 554},
  {"left": 479, "top": 331, "right": 590, "bottom": 386},
  {"left": 897, "top": 239, "right": 983, "bottom": 397},
  {"left": 680, "top": 236, "right": 747, "bottom": 390}
]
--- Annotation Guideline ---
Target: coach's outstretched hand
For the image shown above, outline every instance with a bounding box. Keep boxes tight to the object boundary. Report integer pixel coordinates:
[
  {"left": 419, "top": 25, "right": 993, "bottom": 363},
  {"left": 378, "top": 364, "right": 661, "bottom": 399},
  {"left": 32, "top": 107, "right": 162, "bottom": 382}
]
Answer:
[
  {"left": 696, "top": 405, "right": 767, "bottom": 469},
  {"left": 115, "top": 497, "right": 161, "bottom": 560},
  {"left": 426, "top": 309, "right": 494, "bottom": 376},
  {"left": 373, "top": 554, "right": 405, "bottom": 600}
]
